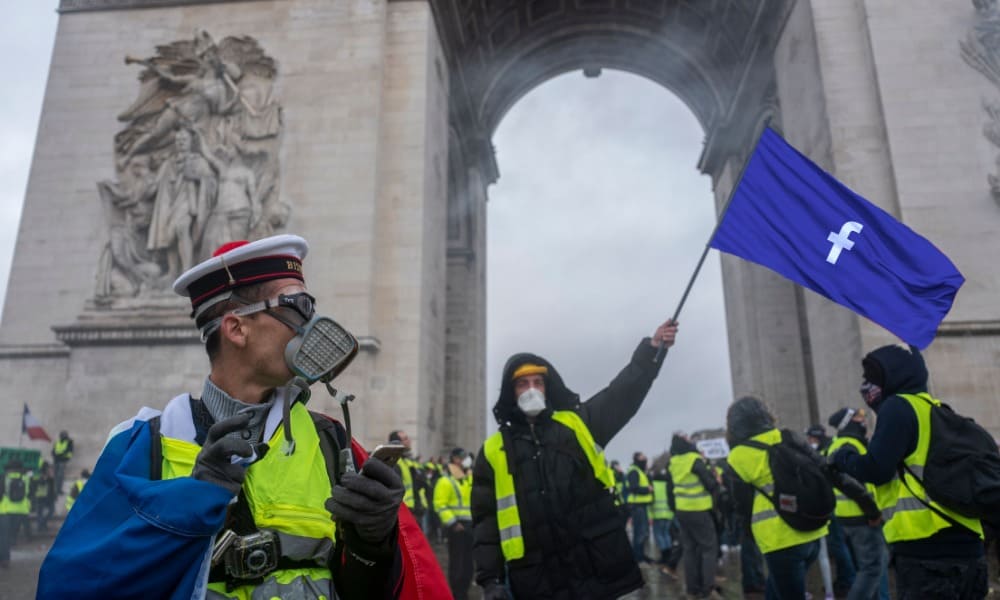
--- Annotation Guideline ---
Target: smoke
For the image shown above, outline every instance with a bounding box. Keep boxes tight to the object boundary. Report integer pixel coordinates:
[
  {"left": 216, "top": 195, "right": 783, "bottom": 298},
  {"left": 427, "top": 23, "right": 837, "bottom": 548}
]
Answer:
[{"left": 487, "top": 70, "right": 734, "bottom": 465}]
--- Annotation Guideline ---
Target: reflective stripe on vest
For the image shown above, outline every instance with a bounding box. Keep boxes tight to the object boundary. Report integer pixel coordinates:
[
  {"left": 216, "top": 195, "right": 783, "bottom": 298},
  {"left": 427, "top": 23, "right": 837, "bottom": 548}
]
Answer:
[
  {"left": 827, "top": 436, "right": 873, "bottom": 518},
  {"left": 727, "top": 428, "right": 828, "bottom": 554},
  {"left": 668, "top": 452, "right": 712, "bottom": 511},
  {"left": 878, "top": 393, "right": 983, "bottom": 544},
  {"left": 161, "top": 402, "right": 337, "bottom": 598},
  {"left": 483, "top": 410, "right": 614, "bottom": 561},
  {"left": 433, "top": 472, "right": 472, "bottom": 526},
  {"left": 627, "top": 466, "right": 653, "bottom": 505},
  {"left": 399, "top": 457, "right": 415, "bottom": 509},
  {"left": 651, "top": 479, "right": 674, "bottom": 520}
]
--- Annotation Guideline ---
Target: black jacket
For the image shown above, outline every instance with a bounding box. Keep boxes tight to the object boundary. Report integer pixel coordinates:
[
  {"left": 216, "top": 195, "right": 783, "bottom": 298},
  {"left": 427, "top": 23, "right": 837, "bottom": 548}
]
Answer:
[{"left": 471, "top": 340, "right": 664, "bottom": 600}]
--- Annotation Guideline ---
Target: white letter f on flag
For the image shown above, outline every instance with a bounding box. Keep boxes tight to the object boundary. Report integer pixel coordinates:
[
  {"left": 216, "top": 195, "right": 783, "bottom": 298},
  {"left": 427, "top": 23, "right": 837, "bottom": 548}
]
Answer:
[{"left": 827, "top": 221, "right": 863, "bottom": 265}]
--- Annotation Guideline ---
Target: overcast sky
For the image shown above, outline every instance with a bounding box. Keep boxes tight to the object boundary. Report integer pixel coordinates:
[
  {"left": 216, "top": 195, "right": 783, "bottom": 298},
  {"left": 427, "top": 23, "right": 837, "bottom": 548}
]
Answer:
[{"left": 1, "top": 4, "right": 733, "bottom": 465}]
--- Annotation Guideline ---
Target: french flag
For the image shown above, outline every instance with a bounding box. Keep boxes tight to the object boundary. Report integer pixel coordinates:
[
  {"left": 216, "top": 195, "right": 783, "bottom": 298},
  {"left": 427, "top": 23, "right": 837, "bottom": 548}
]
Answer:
[{"left": 22, "top": 404, "right": 52, "bottom": 442}]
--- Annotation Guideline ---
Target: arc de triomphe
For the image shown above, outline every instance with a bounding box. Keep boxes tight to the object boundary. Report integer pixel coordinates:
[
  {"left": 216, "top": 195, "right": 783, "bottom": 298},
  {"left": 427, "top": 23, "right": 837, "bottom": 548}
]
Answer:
[{"left": 2, "top": 0, "right": 998, "bottom": 469}]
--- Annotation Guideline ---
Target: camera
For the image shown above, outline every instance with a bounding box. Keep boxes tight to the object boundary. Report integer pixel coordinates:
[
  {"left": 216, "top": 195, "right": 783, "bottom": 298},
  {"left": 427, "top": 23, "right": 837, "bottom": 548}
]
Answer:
[{"left": 224, "top": 530, "right": 280, "bottom": 580}]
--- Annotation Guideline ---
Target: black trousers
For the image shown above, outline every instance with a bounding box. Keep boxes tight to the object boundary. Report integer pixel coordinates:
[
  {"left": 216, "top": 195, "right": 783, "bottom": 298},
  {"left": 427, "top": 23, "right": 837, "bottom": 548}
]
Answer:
[
  {"left": 894, "top": 554, "right": 988, "bottom": 600},
  {"left": 447, "top": 522, "right": 474, "bottom": 600}
]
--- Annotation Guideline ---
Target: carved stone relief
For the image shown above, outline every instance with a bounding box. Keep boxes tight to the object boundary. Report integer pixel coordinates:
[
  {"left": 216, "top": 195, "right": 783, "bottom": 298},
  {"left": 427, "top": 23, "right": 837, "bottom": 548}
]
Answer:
[
  {"left": 95, "top": 30, "right": 287, "bottom": 303},
  {"left": 961, "top": 0, "right": 1000, "bottom": 207}
]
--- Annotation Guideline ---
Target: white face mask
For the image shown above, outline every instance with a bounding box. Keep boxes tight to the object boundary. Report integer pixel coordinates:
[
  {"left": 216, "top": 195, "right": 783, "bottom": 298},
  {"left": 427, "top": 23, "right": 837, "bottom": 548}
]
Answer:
[
  {"left": 517, "top": 388, "right": 547, "bottom": 417},
  {"left": 809, "top": 442, "right": 819, "bottom": 450},
  {"left": 461, "top": 456, "right": 473, "bottom": 469}
]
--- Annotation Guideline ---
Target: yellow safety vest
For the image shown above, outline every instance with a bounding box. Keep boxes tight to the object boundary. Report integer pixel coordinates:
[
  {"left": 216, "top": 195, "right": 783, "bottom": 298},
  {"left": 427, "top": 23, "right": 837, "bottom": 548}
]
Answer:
[
  {"left": 668, "top": 452, "right": 713, "bottom": 512},
  {"left": 433, "top": 470, "right": 473, "bottom": 526},
  {"left": 482, "top": 410, "right": 615, "bottom": 561},
  {"left": 1, "top": 472, "right": 31, "bottom": 515},
  {"left": 54, "top": 439, "right": 72, "bottom": 461},
  {"left": 627, "top": 466, "right": 653, "bottom": 505},
  {"left": 64, "top": 479, "right": 86, "bottom": 512},
  {"left": 826, "top": 436, "right": 874, "bottom": 519},
  {"left": 399, "top": 457, "right": 416, "bottom": 509},
  {"left": 651, "top": 479, "right": 674, "bottom": 520},
  {"left": 878, "top": 393, "right": 983, "bottom": 544},
  {"left": 161, "top": 402, "right": 338, "bottom": 599},
  {"left": 727, "top": 428, "right": 828, "bottom": 554}
]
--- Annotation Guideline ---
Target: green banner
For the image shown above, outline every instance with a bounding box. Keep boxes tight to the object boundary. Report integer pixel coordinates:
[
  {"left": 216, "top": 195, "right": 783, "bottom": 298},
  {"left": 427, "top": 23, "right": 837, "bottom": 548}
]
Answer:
[{"left": 0, "top": 447, "right": 43, "bottom": 472}]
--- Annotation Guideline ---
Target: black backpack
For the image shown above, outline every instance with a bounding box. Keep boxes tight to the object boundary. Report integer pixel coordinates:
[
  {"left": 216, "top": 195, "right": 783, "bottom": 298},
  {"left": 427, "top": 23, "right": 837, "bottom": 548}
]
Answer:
[
  {"left": 6, "top": 475, "right": 26, "bottom": 503},
  {"left": 742, "top": 429, "right": 835, "bottom": 531},
  {"left": 900, "top": 395, "right": 1000, "bottom": 523}
]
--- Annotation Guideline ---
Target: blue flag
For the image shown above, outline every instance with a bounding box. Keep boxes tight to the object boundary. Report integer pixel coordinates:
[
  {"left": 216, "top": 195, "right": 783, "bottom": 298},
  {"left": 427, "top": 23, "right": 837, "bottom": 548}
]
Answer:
[{"left": 709, "top": 128, "right": 963, "bottom": 349}]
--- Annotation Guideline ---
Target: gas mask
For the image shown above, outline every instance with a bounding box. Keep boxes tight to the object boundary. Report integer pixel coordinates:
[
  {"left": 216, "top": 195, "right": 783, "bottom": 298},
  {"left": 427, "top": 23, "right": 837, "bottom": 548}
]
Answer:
[
  {"left": 228, "top": 292, "right": 360, "bottom": 385},
  {"left": 517, "top": 388, "right": 547, "bottom": 417}
]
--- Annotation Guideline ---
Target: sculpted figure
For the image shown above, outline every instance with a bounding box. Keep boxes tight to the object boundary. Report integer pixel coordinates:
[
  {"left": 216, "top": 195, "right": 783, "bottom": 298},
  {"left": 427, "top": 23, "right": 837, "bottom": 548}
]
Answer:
[
  {"left": 195, "top": 131, "right": 259, "bottom": 259},
  {"left": 147, "top": 128, "right": 217, "bottom": 280},
  {"left": 95, "top": 155, "right": 162, "bottom": 297}
]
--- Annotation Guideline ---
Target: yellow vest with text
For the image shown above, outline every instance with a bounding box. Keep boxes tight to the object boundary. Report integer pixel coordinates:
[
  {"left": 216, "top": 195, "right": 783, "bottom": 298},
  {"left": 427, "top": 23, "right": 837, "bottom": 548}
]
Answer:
[
  {"left": 161, "top": 402, "right": 337, "bottom": 600},
  {"left": 433, "top": 470, "right": 473, "bottom": 526},
  {"left": 651, "top": 479, "right": 674, "bottom": 520},
  {"left": 727, "top": 429, "right": 828, "bottom": 554},
  {"left": 1, "top": 472, "right": 31, "bottom": 515},
  {"left": 877, "top": 393, "right": 983, "bottom": 544},
  {"left": 668, "top": 452, "right": 713, "bottom": 512},
  {"left": 483, "top": 410, "right": 615, "bottom": 561}
]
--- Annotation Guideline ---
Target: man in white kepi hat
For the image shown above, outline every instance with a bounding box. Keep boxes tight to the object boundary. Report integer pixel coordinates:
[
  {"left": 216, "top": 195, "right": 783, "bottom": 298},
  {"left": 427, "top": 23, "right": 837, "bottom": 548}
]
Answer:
[{"left": 38, "top": 234, "right": 450, "bottom": 599}]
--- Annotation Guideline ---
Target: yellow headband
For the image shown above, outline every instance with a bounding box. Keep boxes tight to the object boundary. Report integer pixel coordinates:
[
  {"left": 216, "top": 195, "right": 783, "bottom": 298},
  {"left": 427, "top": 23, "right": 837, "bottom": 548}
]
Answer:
[{"left": 512, "top": 363, "right": 548, "bottom": 381}]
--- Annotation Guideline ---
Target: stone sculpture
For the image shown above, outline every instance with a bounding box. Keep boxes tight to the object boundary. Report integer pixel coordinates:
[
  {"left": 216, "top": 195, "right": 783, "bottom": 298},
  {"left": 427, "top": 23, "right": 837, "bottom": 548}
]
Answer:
[{"left": 95, "top": 30, "right": 287, "bottom": 301}]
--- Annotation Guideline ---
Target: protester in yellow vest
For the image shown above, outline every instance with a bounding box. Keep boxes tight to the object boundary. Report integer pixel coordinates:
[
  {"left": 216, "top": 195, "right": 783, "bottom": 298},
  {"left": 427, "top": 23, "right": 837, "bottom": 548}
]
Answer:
[
  {"left": 626, "top": 452, "right": 655, "bottom": 564},
  {"left": 666, "top": 433, "right": 720, "bottom": 598},
  {"left": 825, "top": 406, "right": 888, "bottom": 600},
  {"left": 471, "top": 319, "right": 679, "bottom": 600},
  {"left": 389, "top": 429, "right": 427, "bottom": 525},
  {"left": 1, "top": 460, "right": 32, "bottom": 568},
  {"left": 831, "top": 344, "right": 987, "bottom": 599},
  {"left": 51, "top": 430, "right": 73, "bottom": 495},
  {"left": 650, "top": 466, "right": 676, "bottom": 572},
  {"left": 434, "top": 447, "right": 474, "bottom": 600},
  {"left": 727, "top": 396, "right": 879, "bottom": 600}
]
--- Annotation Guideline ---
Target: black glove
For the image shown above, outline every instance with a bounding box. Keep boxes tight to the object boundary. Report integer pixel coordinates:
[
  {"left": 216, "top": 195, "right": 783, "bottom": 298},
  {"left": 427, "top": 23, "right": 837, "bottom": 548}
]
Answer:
[
  {"left": 481, "top": 582, "right": 511, "bottom": 600},
  {"left": 191, "top": 413, "right": 254, "bottom": 496},
  {"left": 326, "top": 457, "right": 404, "bottom": 545}
]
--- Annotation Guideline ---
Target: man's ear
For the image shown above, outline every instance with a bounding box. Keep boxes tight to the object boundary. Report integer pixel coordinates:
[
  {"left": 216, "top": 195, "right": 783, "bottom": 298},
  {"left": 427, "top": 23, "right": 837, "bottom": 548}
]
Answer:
[{"left": 219, "top": 313, "right": 249, "bottom": 349}]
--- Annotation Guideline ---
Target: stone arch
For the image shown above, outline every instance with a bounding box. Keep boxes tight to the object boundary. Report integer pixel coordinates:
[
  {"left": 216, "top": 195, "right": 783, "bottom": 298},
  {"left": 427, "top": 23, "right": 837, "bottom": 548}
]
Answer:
[{"left": 435, "top": 0, "right": 804, "bottom": 450}]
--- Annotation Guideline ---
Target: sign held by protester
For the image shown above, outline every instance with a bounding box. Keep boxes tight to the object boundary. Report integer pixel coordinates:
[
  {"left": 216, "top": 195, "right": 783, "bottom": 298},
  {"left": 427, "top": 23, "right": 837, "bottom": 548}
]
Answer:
[{"left": 696, "top": 437, "right": 730, "bottom": 459}]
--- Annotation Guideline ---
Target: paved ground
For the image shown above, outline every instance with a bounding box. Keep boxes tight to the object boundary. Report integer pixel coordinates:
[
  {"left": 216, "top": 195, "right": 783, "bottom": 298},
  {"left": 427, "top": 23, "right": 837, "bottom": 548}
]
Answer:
[{"left": 7, "top": 525, "right": 1000, "bottom": 599}]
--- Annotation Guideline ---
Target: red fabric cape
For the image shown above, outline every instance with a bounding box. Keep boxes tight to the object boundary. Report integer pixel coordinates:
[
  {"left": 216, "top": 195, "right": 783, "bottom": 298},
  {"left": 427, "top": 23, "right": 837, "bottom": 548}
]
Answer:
[{"left": 349, "top": 435, "right": 454, "bottom": 600}]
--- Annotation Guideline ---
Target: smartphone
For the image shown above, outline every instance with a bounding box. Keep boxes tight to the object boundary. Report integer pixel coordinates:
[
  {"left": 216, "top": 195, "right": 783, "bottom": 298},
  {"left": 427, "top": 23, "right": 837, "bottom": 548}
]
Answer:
[{"left": 367, "top": 444, "right": 408, "bottom": 468}]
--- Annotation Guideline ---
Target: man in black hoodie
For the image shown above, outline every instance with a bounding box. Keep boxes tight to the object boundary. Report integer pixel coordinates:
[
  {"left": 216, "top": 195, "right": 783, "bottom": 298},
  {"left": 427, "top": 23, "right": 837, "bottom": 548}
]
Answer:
[
  {"left": 830, "top": 344, "right": 987, "bottom": 599},
  {"left": 471, "top": 319, "right": 678, "bottom": 600}
]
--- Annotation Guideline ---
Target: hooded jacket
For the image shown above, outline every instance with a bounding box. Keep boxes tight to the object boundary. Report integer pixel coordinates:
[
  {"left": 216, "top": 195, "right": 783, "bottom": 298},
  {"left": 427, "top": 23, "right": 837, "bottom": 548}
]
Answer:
[
  {"left": 833, "top": 344, "right": 983, "bottom": 558},
  {"left": 471, "top": 340, "right": 664, "bottom": 600}
]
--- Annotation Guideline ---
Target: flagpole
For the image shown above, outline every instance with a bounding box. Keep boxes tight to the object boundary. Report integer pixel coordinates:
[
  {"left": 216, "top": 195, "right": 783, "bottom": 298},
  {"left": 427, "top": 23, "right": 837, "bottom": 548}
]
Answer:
[{"left": 654, "top": 121, "right": 772, "bottom": 363}]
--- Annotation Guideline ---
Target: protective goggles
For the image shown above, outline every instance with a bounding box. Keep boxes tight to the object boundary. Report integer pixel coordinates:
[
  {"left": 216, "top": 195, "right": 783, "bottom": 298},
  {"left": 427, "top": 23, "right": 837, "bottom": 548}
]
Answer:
[{"left": 230, "top": 292, "right": 317, "bottom": 322}]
